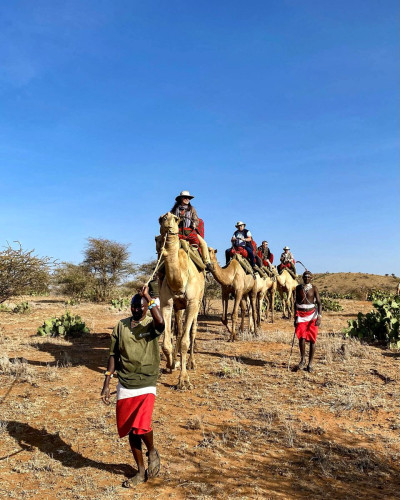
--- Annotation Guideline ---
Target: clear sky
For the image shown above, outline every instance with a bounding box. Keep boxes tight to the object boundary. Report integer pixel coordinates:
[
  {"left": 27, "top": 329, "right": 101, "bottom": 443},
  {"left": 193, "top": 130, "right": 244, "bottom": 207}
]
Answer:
[{"left": 1, "top": 0, "right": 398, "bottom": 275}]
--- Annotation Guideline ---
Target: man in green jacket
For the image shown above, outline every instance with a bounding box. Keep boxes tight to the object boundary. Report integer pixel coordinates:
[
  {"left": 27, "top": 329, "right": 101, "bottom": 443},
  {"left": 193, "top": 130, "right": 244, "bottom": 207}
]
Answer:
[{"left": 101, "top": 285, "right": 164, "bottom": 487}]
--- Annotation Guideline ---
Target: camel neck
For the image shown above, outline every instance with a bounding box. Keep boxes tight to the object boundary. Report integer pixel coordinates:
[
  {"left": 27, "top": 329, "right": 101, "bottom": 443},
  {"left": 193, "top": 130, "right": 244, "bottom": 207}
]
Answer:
[
  {"left": 163, "top": 233, "right": 185, "bottom": 291},
  {"left": 210, "top": 257, "right": 235, "bottom": 286}
]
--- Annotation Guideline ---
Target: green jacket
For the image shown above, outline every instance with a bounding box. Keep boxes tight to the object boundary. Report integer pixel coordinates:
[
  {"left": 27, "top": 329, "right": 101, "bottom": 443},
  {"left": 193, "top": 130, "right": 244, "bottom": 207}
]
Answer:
[{"left": 110, "top": 316, "right": 164, "bottom": 389}]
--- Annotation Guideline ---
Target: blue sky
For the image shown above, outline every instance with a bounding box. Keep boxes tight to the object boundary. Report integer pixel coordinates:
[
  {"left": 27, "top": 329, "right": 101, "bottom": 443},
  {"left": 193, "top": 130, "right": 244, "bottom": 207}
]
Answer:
[{"left": 1, "top": 0, "right": 398, "bottom": 275}]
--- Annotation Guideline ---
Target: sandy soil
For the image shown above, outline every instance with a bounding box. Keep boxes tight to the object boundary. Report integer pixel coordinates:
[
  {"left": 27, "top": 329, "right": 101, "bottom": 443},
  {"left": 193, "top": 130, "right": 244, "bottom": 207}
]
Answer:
[{"left": 0, "top": 294, "right": 400, "bottom": 499}]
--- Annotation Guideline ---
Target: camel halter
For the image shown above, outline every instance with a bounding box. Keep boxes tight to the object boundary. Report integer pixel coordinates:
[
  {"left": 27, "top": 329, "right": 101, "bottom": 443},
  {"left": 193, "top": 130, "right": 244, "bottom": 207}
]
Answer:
[{"left": 145, "top": 224, "right": 179, "bottom": 286}]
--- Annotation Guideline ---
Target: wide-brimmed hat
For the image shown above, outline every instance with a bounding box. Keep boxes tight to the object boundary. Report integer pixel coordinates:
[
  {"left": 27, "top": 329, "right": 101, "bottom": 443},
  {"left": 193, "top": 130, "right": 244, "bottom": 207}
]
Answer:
[
  {"left": 235, "top": 221, "right": 246, "bottom": 228},
  {"left": 175, "top": 190, "right": 194, "bottom": 202},
  {"left": 283, "top": 246, "right": 290, "bottom": 250}
]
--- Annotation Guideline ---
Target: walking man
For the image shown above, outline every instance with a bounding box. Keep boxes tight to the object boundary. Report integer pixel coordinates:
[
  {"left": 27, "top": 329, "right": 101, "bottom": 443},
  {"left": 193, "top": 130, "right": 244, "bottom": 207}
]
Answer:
[
  {"left": 294, "top": 271, "right": 321, "bottom": 372},
  {"left": 101, "top": 285, "right": 164, "bottom": 487}
]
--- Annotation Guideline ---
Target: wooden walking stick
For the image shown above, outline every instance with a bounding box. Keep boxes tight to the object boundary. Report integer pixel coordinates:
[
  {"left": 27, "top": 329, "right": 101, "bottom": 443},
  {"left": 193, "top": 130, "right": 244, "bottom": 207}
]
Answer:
[{"left": 287, "top": 329, "right": 297, "bottom": 371}]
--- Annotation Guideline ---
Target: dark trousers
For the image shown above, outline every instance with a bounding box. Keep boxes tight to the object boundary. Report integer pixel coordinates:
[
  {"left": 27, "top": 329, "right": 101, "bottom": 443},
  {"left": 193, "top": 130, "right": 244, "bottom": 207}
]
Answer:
[{"left": 245, "top": 245, "right": 255, "bottom": 267}]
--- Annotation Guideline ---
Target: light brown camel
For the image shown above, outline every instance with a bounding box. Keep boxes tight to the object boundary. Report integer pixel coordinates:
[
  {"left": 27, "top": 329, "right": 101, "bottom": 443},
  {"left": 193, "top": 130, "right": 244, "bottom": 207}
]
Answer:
[
  {"left": 260, "top": 275, "right": 277, "bottom": 324},
  {"left": 208, "top": 248, "right": 257, "bottom": 341},
  {"left": 276, "top": 269, "right": 298, "bottom": 319},
  {"left": 158, "top": 212, "right": 205, "bottom": 389},
  {"left": 247, "top": 273, "right": 277, "bottom": 327}
]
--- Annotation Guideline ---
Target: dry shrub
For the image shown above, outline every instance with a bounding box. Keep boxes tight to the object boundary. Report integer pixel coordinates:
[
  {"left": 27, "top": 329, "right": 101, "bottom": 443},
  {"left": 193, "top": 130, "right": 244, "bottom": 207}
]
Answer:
[
  {"left": 214, "top": 357, "right": 247, "bottom": 378},
  {"left": 328, "top": 384, "right": 385, "bottom": 413},
  {"left": 12, "top": 451, "right": 57, "bottom": 475},
  {"left": 0, "top": 356, "right": 35, "bottom": 384},
  {"left": 185, "top": 415, "right": 204, "bottom": 430}
]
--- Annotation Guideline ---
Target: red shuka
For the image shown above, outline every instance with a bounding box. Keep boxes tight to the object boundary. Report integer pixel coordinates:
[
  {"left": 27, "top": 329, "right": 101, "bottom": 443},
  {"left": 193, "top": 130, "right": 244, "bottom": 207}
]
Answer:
[{"left": 116, "top": 394, "right": 155, "bottom": 438}]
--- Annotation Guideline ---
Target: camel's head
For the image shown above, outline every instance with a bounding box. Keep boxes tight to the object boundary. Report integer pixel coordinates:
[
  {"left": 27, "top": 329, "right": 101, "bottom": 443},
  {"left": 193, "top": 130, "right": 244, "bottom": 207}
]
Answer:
[
  {"left": 159, "top": 212, "right": 180, "bottom": 235},
  {"left": 208, "top": 247, "right": 218, "bottom": 262}
]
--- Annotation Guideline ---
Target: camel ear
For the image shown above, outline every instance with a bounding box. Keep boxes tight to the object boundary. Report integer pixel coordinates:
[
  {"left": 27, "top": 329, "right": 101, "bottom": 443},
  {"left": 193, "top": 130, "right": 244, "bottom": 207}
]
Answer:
[{"left": 214, "top": 249, "right": 218, "bottom": 254}]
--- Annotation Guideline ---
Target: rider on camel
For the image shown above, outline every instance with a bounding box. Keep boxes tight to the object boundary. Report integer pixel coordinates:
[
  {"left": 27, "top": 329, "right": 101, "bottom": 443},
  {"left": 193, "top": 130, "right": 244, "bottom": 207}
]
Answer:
[
  {"left": 225, "top": 221, "right": 256, "bottom": 269},
  {"left": 170, "top": 190, "right": 212, "bottom": 270},
  {"left": 278, "top": 246, "right": 296, "bottom": 276},
  {"left": 255, "top": 241, "right": 275, "bottom": 277}
]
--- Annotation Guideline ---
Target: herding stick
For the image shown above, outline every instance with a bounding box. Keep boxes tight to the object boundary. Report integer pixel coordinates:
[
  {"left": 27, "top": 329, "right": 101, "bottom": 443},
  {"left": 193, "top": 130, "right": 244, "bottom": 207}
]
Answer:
[{"left": 287, "top": 329, "right": 297, "bottom": 371}]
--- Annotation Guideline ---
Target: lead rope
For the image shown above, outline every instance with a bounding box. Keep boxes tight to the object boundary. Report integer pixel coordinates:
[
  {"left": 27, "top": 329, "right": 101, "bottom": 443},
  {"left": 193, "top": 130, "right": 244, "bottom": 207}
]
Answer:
[{"left": 145, "top": 232, "right": 168, "bottom": 286}]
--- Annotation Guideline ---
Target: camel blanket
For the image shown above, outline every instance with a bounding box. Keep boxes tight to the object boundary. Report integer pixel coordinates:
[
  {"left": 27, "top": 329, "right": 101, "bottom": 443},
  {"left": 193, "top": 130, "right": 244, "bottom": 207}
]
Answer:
[
  {"left": 233, "top": 253, "right": 253, "bottom": 275},
  {"left": 158, "top": 241, "right": 206, "bottom": 272}
]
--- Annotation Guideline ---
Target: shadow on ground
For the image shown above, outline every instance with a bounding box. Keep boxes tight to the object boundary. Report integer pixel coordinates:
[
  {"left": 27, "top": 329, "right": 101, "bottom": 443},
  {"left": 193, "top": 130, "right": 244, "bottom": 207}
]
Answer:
[{"left": 3, "top": 421, "right": 132, "bottom": 477}]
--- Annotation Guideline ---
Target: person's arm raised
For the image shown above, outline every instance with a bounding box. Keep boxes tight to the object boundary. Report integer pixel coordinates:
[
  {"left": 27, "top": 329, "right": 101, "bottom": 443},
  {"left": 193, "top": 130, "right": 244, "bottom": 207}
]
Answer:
[{"left": 140, "top": 285, "right": 164, "bottom": 332}]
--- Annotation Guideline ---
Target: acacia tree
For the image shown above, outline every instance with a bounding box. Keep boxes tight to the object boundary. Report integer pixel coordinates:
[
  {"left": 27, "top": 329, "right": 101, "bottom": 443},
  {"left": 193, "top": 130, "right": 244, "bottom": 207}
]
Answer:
[
  {"left": 122, "top": 259, "right": 157, "bottom": 295},
  {"left": 0, "top": 243, "right": 52, "bottom": 303},
  {"left": 54, "top": 262, "right": 96, "bottom": 300},
  {"left": 83, "top": 238, "right": 135, "bottom": 301}
]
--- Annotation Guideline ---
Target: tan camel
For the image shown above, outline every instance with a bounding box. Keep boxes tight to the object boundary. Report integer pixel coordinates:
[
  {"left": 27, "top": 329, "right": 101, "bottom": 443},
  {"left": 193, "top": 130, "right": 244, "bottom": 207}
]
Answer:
[
  {"left": 208, "top": 248, "right": 257, "bottom": 341},
  {"left": 158, "top": 212, "right": 205, "bottom": 389},
  {"left": 276, "top": 269, "right": 298, "bottom": 319},
  {"left": 247, "top": 273, "right": 277, "bottom": 327},
  {"left": 260, "top": 275, "right": 277, "bottom": 324}
]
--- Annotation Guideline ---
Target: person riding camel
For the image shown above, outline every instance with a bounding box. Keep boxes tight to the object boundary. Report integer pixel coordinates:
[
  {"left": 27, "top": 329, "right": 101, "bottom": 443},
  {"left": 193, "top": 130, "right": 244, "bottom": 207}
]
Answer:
[
  {"left": 256, "top": 241, "right": 273, "bottom": 267},
  {"left": 225, "top": 221, "right": 256, "bottom": 269},
  {"left": 170, "top": 190, "right": 212, "bottom": 270},
  {"left": 255, "top": 240, "right": 275, "bottom": 277},
  {"left": 278, "top": 246, "right": 296, "bottom": 276}
]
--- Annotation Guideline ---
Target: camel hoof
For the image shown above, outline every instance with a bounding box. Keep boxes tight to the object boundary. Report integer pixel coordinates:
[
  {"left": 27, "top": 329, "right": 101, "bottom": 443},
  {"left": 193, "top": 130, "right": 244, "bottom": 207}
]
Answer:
[{"left": 176, "top": 379, "right": 193, "bottom": 390}]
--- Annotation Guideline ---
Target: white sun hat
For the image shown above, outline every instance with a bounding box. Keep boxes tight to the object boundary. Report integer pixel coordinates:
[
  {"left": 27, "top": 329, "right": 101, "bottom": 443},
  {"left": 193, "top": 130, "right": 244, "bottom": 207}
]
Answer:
[{"left": 175, "top": 190, "right": 194, "bottom": 201}]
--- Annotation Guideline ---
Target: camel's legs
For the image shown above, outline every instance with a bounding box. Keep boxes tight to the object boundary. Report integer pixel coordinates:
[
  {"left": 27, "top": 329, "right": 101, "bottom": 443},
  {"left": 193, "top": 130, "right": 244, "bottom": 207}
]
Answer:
[
  {"left": 160, "top": 290, "right": 174, "bottom": 371},
  {"left": 221, "top": 289, "right": 231, "bottom": 332},
  {"left": 172, "top": 309, "right": 184, "bottom": 369},
  {"left": 270, "top": 286, "right": 275, "bottom": 323},
  {"left": 240, "top": 297, "right": 247, "bottom": 333},
  {"left": 177, "top": 300, "right": 199, "bottom": 390},
  {"left": 230, "top": 292, "right": 243, "bottom": 341},
  {"left": 249, "top": 291, "right": 257, "bottom": 333},
  {"left": 188, "top": 302, "right": 200, "bottom": 370}
]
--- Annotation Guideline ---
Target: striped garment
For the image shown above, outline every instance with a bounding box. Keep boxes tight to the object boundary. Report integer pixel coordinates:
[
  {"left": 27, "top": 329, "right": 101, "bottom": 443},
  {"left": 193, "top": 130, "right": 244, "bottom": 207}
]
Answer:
[{"left": 116, "top": 383, "right": 156, "bottom": 438}]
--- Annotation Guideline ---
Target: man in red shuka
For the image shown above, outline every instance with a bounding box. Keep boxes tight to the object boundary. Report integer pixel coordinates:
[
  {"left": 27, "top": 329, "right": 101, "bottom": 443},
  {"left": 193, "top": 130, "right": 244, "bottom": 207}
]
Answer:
[{"left": 294, "top": 271, "right": 321, "bottom": 372}]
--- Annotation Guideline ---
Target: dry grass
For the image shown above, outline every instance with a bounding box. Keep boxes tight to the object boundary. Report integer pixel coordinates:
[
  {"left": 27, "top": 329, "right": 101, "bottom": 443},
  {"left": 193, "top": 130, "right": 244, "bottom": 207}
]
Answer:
[
  {"left": 1, "top": 294, "right": 400, "bottom": 499},
  {"left": 0, "top": 356, "right": 36, "bottom": 384}
]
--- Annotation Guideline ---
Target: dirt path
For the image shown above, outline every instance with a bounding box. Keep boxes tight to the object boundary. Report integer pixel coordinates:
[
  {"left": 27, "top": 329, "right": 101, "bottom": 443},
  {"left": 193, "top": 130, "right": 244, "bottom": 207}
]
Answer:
[{"left": 1, "top": 298, "right": 399, "bottom": 499}]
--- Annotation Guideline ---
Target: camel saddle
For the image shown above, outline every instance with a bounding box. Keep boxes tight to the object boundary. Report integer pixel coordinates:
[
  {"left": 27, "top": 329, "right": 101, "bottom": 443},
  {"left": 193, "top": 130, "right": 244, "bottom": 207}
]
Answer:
[
  {"left": 179, "top": 239, "right": 206, "bottom": 271},
  {"left": 233, "top": 253, "right": 254, "bottom": 276},
  {"left": 157, "top": 240, "right": 206, "bottom": 273}
]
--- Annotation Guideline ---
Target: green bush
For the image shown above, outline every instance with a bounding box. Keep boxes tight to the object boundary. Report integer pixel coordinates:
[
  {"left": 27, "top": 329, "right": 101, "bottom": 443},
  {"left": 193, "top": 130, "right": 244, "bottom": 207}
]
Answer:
[
  {"left": 366, "top": 289, "right": 393, "bottom": 302},
  {"left": 321, "top": 297, "right": 343, "bottom": 312},
  {"left": 273, "top": 291, "right": 283, "bottom": 312},
  {"left": 110, "top": 297, "right": 130, "bottom": 311},
  {"left": 344, "top": 295, "right": 400, "bottom": 348},
  {"left": 64, "top": 298, "right": 80, "bottom": 306},
  {"left": 13, "top": 302, "right": 30, "bottom": 314},
  {"left": 37, "top": 312, "right": 89, "bottom": 338}
]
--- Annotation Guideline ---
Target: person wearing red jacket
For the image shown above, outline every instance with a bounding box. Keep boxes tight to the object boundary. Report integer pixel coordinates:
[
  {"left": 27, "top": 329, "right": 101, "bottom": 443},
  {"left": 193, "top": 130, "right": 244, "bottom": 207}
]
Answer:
[{"left": 256, "top": 241, "right": 273, "bottom": 267}]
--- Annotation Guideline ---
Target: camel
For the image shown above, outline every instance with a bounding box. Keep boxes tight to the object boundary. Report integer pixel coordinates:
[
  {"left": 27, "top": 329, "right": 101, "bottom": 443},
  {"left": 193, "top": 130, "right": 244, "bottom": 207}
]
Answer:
[
  {"left": 158, "top": 212, "right": 205, "bottom": 389},
  {"left": 260, "top": 275, "right": 277, "bottom": 324},
  {"left": 247, "top": 273, "right": 277, "bottom": 327},
  {"left": 276, "top": 269, "right": 298, "bottom": 319},
  {"left": 208, "top": 248, "right": 257, "bottom": 341}
]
